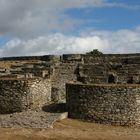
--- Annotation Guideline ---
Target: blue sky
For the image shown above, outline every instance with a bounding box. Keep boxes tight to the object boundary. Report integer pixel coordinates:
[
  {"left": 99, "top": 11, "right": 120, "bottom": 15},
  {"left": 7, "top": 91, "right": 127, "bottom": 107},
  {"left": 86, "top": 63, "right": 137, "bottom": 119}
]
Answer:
[
  {"left": 65, "top": 1, "right": 140, "bottom": 31},
  {"left": 109, "top": 0, "right": 140, "bottom": 5},
  {"left": 0, "top": 0, "right": 140, "bottom": 56},
  {"left": 0, "top": 36, "right": 10, "bottom": 46}
]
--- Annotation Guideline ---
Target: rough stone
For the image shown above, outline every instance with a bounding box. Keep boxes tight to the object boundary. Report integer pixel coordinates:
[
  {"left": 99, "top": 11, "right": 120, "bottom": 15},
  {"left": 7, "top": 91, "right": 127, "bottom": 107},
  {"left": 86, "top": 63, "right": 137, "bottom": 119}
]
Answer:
[
  {"left": 0, "top": 78, "right": 51, "bottom": 113},
  {"left": 66, "top": 83, "right": 140, "bottom": 126}
]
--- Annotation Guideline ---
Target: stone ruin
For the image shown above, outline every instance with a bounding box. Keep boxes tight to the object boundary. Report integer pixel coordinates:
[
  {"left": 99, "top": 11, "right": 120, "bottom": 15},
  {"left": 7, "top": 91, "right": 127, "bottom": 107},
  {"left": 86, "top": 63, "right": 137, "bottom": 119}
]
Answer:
[
  {"left": 1, "top": 53, "right": 140, "bottom": 126},
  {"left": 0, "top": 79, "right": 51, "bottom": 113}
]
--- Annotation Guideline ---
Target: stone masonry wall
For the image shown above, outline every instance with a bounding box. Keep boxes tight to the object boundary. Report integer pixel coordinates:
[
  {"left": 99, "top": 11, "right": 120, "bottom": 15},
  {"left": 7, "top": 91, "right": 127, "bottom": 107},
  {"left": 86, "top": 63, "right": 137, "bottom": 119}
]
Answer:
[
  {"left": 1, "top": 53, "right": 140, "bottom": 104},
  {"left": 43, "top": 54, "right": 83, "bottom": 103},
  {"left": 51, "top": 63, "right": 78, "bottom": 102},
  {"left": 78, "top": 55, "right": 140, "bottom": 84},
  {"left": 66, "top": 83, "right": 140, "bottom": 126},
  {"left": 0, "top": 78, "right": 51, "bottom": 113}
]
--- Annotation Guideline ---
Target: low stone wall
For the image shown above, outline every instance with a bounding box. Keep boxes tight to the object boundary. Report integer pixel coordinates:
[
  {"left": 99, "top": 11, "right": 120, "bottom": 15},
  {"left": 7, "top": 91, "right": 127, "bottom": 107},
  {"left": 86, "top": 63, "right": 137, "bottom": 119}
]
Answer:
[
  {"left": 62, "top": 54, "right": 83, "bottom": 62},
  {"left": 77, "top": 64, "right": 108, "bottom": 84},
  {"left": 0, "top": 78, "right": 51, "bottom": 113},
  {"left": 66, "top": 83, "right": 140, "bottom": 126}
]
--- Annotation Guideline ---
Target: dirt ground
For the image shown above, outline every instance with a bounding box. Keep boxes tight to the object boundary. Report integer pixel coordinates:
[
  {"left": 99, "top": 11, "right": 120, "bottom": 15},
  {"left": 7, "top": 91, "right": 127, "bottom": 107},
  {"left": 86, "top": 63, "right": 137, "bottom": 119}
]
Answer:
[{"left": 0, "top": 119, "right": 140, "bottom": 140}]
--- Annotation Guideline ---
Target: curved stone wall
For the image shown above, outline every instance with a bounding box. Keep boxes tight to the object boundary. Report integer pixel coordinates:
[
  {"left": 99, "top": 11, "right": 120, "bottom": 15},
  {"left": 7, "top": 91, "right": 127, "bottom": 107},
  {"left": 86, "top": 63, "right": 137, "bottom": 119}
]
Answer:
[
  {"left": 0, "top": 78, "right": 51, "bottom": 113},
  {"left": 66, "top": 83, "right": 140, "bottom": 126}
]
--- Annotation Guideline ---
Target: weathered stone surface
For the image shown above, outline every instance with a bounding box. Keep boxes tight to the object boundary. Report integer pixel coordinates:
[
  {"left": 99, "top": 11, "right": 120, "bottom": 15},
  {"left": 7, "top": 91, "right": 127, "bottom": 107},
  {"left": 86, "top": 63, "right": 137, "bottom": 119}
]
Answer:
[
  {"left": 66, "top": 83, "right": 140, "bottom": 126},
  {"left": 0, "top": 79, "right": 51, "bottom": 113},
  {"left": 1, "top": 53, "right": 140, "bottom": 127},
  {"left": 51, "top": 63, "right": 79, "bottom": 102},
  {"left": 1, "top": 54, "right": 140, "bottom": 104},
  {"left": 62, "top": 54, "right": 83, "bottom": 62}
]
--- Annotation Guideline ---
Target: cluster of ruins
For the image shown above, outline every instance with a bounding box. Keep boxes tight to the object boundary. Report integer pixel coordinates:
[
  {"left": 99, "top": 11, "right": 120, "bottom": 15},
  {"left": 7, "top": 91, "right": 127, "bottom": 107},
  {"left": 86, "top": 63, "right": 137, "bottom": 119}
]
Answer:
[{"left": 1, "top": 53, "right": 140, "bottom": 126}]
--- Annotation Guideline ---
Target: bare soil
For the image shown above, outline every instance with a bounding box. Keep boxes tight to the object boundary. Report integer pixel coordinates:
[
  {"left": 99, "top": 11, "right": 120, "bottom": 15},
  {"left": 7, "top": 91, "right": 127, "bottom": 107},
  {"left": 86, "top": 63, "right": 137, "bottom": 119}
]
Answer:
[{"left": 0, "top": 118, "right": 140, "bottom": 140}]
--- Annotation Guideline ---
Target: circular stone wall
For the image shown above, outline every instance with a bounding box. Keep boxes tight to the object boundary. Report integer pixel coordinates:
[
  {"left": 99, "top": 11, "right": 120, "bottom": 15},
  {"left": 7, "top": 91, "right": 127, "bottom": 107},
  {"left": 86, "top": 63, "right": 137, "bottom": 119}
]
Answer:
[
  {"left": 0, "top": 79, "right": 51, "bottom": 114},
  {"left": 66, "top": 83, "right": 140, "bottom": 126}
]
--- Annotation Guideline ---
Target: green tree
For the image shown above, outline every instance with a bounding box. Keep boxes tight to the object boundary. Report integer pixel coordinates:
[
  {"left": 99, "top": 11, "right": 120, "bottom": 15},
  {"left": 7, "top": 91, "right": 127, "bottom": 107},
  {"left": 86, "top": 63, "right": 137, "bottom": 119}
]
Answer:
[{"left": 86, "top": 49, "right": 103, "bottom": 57}]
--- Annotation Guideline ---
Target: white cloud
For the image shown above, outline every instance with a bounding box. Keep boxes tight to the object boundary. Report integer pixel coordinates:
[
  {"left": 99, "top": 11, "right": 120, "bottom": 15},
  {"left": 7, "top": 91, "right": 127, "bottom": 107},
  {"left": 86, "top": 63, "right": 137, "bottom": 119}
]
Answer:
[
  {"left": 0, "top": 27, "right": 140, "bottom": 57},
  {"left": 0, "top": 34, "right": 108, "bottom": 56},
  {"left": 0, "top": 0, "right": 105, "bottom": 38},
  {"left": 0, "top": 0, "right": 139, "bottom": 39},
  {"left": 0, "top": 0, "right": 140, "bottom": 57}
]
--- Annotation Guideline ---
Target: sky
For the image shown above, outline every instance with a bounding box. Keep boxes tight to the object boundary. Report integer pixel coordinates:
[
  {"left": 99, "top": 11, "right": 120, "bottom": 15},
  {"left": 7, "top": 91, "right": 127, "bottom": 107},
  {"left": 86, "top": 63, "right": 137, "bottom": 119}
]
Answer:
[{"left": 0, "top": 0, "right": 140, "bottom": 57}]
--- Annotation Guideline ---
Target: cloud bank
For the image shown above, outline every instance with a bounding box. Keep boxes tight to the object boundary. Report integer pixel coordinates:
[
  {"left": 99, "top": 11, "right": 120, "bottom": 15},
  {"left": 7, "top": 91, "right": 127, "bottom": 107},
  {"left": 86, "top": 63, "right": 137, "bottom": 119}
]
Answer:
[
  {"left": 0, "top": 27, "right": 140, "bottom": 57},
  {"left": 0, "top": 0, "right": 139, "bottom": 38},
  {"left": 0, "top": 0, "right": 140, "bottom": 57},
  {"left": 0, "top": 0, "right": 105, "bottom": 38}
]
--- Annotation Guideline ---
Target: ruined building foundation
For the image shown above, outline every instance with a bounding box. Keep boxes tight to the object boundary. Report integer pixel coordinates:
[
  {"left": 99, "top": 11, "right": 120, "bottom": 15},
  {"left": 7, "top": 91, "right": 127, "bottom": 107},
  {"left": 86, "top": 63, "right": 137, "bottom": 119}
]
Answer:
[{"left": 0, "top": 53, "right": 140, "bottom": 126}]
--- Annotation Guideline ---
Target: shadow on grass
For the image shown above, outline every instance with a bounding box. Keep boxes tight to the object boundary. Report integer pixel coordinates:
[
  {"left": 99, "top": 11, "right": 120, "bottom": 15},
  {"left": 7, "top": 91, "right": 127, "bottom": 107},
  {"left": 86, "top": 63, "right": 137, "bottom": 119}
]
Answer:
[{"left": 42, "top": 103, "right": 67, "bottom": 113}]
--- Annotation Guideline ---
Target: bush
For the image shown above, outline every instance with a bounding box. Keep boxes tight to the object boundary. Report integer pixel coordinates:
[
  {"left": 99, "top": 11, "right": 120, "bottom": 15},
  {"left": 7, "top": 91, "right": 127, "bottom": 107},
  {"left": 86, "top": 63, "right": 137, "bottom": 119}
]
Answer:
[{"left": 86, "top": 49, "right": 103, "bottom": 57}]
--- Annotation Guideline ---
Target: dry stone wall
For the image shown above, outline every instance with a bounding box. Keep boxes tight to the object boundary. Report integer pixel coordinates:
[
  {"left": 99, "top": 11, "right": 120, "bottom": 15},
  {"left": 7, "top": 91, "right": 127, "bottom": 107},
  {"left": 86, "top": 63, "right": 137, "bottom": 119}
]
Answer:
[
  {"left": 1, "top": 53, "right": 140, "bottom": 106},
  {"left": 66, "top": 83, "right": 140, "bottom": 126},
  {"left": 79, "top": 54, "right": 140, "bottom": 84},
  {"left": 51, "top": 63, "right": 79, "bottom": 102},
  {"left": 0, "top": 78, "right": 51, "bottom": 113},
  {"left": 77, "top": 63, "right": 108, "bottom": 84},
  {"left": 1, "top": 54, "right": 140, "bottom": 85}
]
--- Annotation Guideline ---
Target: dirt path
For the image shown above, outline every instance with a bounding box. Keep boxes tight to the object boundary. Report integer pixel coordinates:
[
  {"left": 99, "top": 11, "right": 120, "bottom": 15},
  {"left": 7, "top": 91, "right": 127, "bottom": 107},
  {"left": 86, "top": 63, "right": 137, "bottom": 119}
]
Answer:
[{"left": 0, "top": 119, "right": 140, "bottom": 140}]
